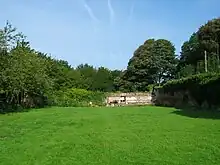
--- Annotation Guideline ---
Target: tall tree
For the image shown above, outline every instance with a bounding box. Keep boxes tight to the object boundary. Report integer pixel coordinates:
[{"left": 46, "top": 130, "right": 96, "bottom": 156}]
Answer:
[
  {"left": 0, "top": 21, "right": 24, "bottom": 51},
  {"left": 76, "top": 64, "right": 97, "bottom": 90},
  {"left": 197, "top": 18, "right": 220, "bottom": 69},
  {"left": 92, "top": 67, "right": 113, "bottom": 92},
  {"left": 116, "top": 39, "right": 176, "bottom": 92},
  {"left": 178, "top": 33, "right": 203, "bottom": 75},
  {"left": 0, "top": 22, "right": 123, "bottom": 112},
  {"left": 180, "top": 33, "right": 202, "bottom": 66},
  {"left": 197, "top": 18, "right": 220, "bottom": 53},
  {"left": 151, "top": 39, "right": 177, "bottom": 83},
  {"left": 177, "top": 18, "right": 220, "bottom": 77}
]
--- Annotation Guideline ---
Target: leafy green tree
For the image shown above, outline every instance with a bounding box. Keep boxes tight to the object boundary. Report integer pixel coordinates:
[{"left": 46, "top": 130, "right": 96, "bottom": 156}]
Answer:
[
  {"left": 0, "top": 42, "right": 52, "bottom": 111},
  {"left": 180, "top": 33, "right": 202, "bottom": 68},
  {"left": 0, "top": 21, "right": 24, "bottom": 51},
  {"left": 197, "top": 18, "right": 220, "bottom": 69},
  {"left": 116, "top": 39, "right": 176, "bottom": 92},
  {"left": 197, "top": 18, "right": 220, "bottom": 52},
  {"left": 92, "top": 67, "right": 113, "bottom": 92},
  {"left": 177, "top": 18, "right": 220, "bottom": 77},
  {"left": 151, "top": 39, "right": 177, "bottom": 83},
  {"left": 76, "top": 64, "right": 97, "bottom": 90},
  {"left": 0, "top": 22, "right": 122, "bottom": 112}
]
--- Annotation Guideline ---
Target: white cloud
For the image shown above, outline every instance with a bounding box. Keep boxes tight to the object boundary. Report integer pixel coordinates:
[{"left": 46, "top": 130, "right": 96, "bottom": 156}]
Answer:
[
  {"left": 128, "top": 1, "right": 135, "bottom": 22},
  {"left": 107, "top": 0, "right": 115, "bottom": 25},
  {"left": 83, "top": 0, "right": 99, "bottom": 23}
]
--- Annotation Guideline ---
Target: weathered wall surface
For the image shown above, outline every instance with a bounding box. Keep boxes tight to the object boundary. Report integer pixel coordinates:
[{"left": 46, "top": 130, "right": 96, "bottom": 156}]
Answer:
[
  {"left": 106, "top": 93, "right": 152, "bottom": 106},
  {"left": 152, "top": 89, "right": 199, "bottom": 108},
  {"left": 106, "top": 88, "right": 215, "bottom": 108}
]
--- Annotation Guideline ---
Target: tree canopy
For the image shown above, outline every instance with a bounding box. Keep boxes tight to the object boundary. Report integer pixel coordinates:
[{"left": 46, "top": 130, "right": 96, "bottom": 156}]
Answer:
[
  {"left": 115, "top": 39, "right": 177, "bottom": 91},
  {"left": 0, "top": 22, "right": 122, "bottom": 112},
  {"left": 177, "top": 18, "right": 220, "bottom": 77},
  {"left": 1, "top": 17, "right": 220, "bottom": 112}
]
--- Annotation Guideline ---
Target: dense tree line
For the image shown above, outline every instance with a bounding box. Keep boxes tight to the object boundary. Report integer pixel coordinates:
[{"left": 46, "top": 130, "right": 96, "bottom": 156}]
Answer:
[
  {"left": 177, "top": 18, "right": 220, "bottom": 77},
  {"left": 0, "top": 17, "right": 219, "bottom": 112},
  {"left": 0, "top": 22, "right": 121, "bottom": 112},
  {"left": 115, "top": 17, "right": 220, "bottom": 91},
  {"left": 114, "top": 39, "right": 177, "bottom": 91}
]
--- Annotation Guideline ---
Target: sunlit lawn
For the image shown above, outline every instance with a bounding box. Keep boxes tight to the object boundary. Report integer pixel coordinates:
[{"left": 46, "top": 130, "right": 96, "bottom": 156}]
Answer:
[{"left": 1, "top": 106, "right": 220, "bottom": 165}]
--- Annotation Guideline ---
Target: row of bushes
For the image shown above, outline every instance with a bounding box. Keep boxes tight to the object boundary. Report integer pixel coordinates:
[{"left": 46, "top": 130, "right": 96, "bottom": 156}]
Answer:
[
  {"left": 49, "top": 88, "right": 106, "bottom": 107},
  {"left": 0, "top": 88, "right": 106, "bottom": 113},
  {"left": 156, "top": 73, "right": 220, "bottom": 108}
]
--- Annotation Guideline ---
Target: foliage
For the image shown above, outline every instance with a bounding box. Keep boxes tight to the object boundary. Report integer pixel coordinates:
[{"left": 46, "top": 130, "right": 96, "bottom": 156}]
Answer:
[
  {"left": 179, "top": 33, "right": 203, "bottom": 67},
  {"left": 91, "top": 67, "right": 115, "bottom": 92},
  {"left": 177, "top": 18, "right": 220, "bottom": 77},
  {"left": 176, "top": 64, "right": 195, "bottom": 78},
  {"left": 146, "top": 84, "right": 155, "bottom": 92},
  {"left": 51, "top": 88, "right": 105, "bottom": 107},
  {"left": 0, "top": 42, "right": 52, "bottom": 113},
  {"left": 0, "top": 23, "right": 121, "bottom": 113},
  {"left": 0, "top": 21, "right": 24, "bottom": 51},
  {"left": 116, "top": 39, "right": 177, "bottom": 92},
  {"left": 160, "top": 73, "right": 220, "bottom": 107},
  {"left": 1, "top": 17, "right": 220, "bottom": 112},
  {"left": 75, "top": 64, "right": 122, "bottom": 92},
  {"left": 1, "top": 106, "right": 220, "bottom": 165},
  {"left": 197, "top": 18, "right": 220, "bottom": 53}
]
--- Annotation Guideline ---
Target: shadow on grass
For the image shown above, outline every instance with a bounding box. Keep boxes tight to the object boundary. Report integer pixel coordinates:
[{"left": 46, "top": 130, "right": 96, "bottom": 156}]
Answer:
[
  {"left": 0, "top": 108, "right": 34, "bottom": 115},
  {"left": 171, "top": 107, "right": 220, "bottom": 119},
  {"left": 0, "top": 106, "right": 53, "bottom": 115}
]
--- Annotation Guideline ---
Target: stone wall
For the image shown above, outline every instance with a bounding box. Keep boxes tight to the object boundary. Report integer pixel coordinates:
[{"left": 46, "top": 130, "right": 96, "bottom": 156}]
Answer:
[
  {"left": 152, "top": 88, "right": 199, "bottom": 107},
  {"left": 106, "top": 88, "right": 213, "bottom": 108},
  {"left": 106, "top": 93, "right": 152, "bottom": 106}
]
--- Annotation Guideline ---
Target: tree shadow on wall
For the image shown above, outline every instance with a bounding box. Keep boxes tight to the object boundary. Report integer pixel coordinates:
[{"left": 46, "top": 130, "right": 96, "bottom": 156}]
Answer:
[{"left": 171, "top": 107, "right": 220, "bottom": 120}]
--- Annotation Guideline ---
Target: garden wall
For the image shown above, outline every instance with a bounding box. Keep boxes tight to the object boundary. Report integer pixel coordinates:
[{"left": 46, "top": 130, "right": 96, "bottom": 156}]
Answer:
[
  {"left": 106, "top": 92, "right": 152, "bottom": 106},
  {"left": 153, "top": 73, "right": 220, "bottom": 109},
  {"left": 153, "top": 89, "right": 198, "bottom": 107}
]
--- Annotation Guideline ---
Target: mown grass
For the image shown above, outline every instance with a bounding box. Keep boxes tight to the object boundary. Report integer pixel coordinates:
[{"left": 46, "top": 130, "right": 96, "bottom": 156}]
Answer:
[{"left": 0, "top": 106, "right": 220, "bottom": 165}]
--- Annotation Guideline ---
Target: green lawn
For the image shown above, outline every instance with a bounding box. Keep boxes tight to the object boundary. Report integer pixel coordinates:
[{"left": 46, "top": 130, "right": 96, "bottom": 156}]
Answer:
[{"left": 1, "top": 106, "right": 220, "bottom": 165}]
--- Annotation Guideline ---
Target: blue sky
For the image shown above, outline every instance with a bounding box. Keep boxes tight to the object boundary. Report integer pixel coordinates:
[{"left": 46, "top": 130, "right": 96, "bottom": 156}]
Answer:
[{"left": 0, "top": 0, "right": 219, "bottom": 69}]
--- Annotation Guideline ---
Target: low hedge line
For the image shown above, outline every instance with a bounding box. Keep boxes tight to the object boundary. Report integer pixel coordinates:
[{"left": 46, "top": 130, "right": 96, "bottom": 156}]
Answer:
[
  {"left": 50, "top": 88, "right": 106, "bottom": 107},
  {"left": 157, "top": 73, "right": 220, "bottom": 108},
  {"left": 0, "top": 88, "right": 106, "bottom": 113}
]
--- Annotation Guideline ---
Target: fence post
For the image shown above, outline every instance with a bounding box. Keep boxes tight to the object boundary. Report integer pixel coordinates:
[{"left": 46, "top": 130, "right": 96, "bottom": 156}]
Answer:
[{"left": 205, "top": 50, "right": 208, "bottom": 73}]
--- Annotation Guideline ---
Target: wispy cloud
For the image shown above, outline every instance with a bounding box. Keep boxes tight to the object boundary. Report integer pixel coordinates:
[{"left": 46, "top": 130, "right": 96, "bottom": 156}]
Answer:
[
  {"left": 107, "top": 0, "right": 115, "bottom": 24},
  {"left": 128, "top": 1, "right": 135, "bottom": 22},
  {"left": 81, "top": 0, "right": 99, "bottom": 33},
  {"left": 83, "top": 0, "right": 99, "bottom": 23}
]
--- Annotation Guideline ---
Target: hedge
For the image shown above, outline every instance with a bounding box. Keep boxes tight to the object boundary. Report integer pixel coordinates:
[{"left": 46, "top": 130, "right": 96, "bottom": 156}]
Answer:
[
  {"left": 50, "top": 88, "right": 106, "bottom": 107},
  {"left": 157, "top": 73, "right": 220, "bottom": 108}
]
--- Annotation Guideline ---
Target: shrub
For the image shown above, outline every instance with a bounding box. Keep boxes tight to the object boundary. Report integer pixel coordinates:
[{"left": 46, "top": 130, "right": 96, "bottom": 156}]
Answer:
[
  {"left": 157, "top": 73, "right": 220, "bottom": 108},
  {"left": 50, "top": 88, "right": 106, "bottom": 107},
  {"left": 146, "top": 84, "right": 155, "bottom": 92}
]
